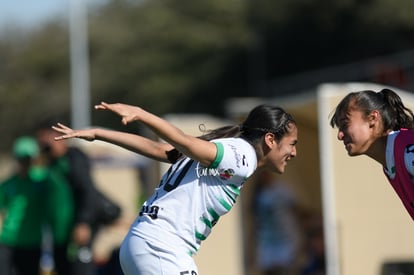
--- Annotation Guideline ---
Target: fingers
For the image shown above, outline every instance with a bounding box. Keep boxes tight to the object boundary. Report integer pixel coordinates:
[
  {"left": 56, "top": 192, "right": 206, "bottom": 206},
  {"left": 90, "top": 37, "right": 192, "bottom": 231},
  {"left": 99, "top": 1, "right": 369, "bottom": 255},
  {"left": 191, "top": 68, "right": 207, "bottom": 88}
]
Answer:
[
  {"left": 54, "top": 135, "right": 71, "bottom": 141},
  {"left": 95, "top": 101, "right": 137, "bottom": 126},
  {"left": 94, "top": 104, "right": 105, "bottom": 110},
  {"left": 94, "top": 102, "right": 130, "bottom": 124},
  {"left": 50, "top": 123, "right": 75, "bottom": 140},
  {"left": 51, "top": 126, "right": 67, "bottom": 135},
  {"left": 94, "top": 101, "right": 110, "bottom": 110},
  {"left": 52, "top": 123, "right": 71, "bottom": 134},
  {"left": 57, "top": 123, "right": 71, "bottom": 130},
  {"left": 52, "top": 124, "right": 68, "bottom": 132},
  {"left": 53, "top": 131, "right": 75, "bottom": 140}
]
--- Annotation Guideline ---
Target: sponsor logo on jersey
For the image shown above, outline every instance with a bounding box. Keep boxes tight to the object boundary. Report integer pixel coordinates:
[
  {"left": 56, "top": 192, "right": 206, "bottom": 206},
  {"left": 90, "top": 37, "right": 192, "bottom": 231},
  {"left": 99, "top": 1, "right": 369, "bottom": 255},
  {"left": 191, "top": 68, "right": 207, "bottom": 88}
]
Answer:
[
  {"left": 218, "top": 168, "right": 235, "bottom": 180},
  {"left": 139, "top": 205, "right": 160, "bottom": 219},
  {"left": 229, "top": 144, "right": 242, "bottom": 168},
  {"left": 195, "top": 163, "right": 235, "bottom": 180}
]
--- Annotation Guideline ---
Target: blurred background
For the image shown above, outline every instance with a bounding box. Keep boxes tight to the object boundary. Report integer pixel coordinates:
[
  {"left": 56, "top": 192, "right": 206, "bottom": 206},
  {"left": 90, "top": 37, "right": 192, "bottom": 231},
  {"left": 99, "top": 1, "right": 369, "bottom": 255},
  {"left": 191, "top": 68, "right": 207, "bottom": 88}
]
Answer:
[
  {"left": 1, "top": 0, "right": 414, "bottom": 147},
  {"left": 1, "top": 0, "right": 414, "bottom": 275}
]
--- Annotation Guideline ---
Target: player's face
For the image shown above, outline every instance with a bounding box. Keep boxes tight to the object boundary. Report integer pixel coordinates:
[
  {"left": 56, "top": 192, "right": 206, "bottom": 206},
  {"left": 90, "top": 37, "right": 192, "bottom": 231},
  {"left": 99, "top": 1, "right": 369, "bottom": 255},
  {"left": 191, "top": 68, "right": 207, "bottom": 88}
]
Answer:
[
  {"left": 336, "top": 109, "right": 374, "bottom": 156},
  {"left": 268, "top": 124, "right": 298, "bottom": 174}
]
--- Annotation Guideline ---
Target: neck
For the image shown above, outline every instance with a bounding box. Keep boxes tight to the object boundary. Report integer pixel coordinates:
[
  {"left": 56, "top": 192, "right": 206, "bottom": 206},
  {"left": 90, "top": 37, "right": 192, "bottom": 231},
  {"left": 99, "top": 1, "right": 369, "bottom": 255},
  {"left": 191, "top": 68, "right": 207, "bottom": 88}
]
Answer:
[{"left": 365, "top": 135, "right": 388, "bottom": 167}]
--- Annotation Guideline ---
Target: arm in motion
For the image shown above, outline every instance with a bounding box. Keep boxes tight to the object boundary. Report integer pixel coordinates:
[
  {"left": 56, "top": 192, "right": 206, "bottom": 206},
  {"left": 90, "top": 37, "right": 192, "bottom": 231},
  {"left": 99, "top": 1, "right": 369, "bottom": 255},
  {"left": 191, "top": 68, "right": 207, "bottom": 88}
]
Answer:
[
  {"left": 53, "top": 123, "right": 175, "bottom": 163},
  {"left": 94, "top": 102, "right": 218, "bottom": 167}
]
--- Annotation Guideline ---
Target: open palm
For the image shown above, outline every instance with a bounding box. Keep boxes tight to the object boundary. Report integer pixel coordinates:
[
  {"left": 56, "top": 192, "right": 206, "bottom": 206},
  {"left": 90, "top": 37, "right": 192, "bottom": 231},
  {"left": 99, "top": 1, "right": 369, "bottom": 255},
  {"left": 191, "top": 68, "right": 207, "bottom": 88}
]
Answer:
[{"left": 52, "top": 123, "right": 96, "bottom": 142}]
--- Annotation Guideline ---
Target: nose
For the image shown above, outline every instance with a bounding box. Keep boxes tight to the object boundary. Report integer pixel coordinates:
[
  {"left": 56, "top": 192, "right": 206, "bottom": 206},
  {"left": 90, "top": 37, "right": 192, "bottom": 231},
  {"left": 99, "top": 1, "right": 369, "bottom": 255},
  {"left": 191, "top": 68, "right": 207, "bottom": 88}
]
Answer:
[
  {"left": 291, "top": 146, "right": 297, "bottom": 158},
  {"left": 337, "top": 130, "right": 344, "bottom": 140}
]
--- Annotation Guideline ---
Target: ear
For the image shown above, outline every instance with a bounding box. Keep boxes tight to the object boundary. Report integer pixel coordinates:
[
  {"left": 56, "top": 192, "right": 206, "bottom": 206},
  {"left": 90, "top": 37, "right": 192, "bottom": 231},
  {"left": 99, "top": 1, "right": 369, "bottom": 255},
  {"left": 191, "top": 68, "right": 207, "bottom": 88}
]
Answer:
[
  {"left": 368, "top": 110, "right": 380, "bottom": 128},
  {"left": 264, "top": 132, "right": 276, "bottom": 149}
]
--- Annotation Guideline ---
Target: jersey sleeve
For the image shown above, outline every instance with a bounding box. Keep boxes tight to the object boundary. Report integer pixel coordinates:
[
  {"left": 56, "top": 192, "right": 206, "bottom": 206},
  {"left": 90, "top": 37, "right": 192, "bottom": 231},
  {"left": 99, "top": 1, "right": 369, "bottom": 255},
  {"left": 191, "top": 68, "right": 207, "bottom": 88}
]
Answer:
[{"left": 211, "top": 138, "right": 256, "bottom": 184}]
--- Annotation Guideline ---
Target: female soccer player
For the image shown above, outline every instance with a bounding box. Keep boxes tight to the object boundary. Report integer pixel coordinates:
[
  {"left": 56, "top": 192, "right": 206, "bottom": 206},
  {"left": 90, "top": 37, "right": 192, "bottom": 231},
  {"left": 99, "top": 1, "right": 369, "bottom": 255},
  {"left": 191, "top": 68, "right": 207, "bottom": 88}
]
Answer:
[
  {"left": 52, "top": 102, "right": 298, "bottom": 275},
  {"left": 330, "top": 88, "right": 414, "bottom": 220}
]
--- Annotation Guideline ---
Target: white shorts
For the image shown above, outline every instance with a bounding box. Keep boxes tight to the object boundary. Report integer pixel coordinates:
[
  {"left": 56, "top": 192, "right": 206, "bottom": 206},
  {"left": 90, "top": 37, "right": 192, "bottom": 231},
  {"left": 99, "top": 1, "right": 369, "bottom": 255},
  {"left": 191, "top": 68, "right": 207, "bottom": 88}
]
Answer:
[{"left": 119, "top": 232, "right": 199, "bottom": 275}]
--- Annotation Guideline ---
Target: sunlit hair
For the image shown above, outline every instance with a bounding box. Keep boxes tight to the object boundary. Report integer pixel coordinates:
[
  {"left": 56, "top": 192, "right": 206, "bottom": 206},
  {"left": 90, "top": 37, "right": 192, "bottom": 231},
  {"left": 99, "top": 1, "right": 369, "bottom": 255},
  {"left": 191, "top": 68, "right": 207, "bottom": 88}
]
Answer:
[
  {"left": 199, "top": 104, "right": 296, "bottom": 143},
  {"left": 166, "top": 104, "right": 296, "bottom": 163},
  {"left": 330, "top": 88, "right": 414, "bottom": 132}
]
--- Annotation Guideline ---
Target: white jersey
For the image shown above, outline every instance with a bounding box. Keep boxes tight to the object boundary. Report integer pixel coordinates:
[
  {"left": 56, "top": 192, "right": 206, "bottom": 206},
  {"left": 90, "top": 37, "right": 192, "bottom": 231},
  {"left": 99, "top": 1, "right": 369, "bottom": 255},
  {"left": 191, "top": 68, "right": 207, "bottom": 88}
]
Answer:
[{"left": 129, "top": 137, "right": 257, "bottom": 256}]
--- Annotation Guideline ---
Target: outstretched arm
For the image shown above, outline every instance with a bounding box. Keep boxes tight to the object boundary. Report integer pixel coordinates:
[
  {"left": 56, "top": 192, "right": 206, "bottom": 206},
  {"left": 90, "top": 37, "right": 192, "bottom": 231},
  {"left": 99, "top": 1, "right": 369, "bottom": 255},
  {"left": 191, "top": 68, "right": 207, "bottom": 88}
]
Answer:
[
  {"left": 95, "top": 102, "right": 218, "bottom": 167},
  {"left": 52, "top": 123, "right": 175, "bottom": 163}
]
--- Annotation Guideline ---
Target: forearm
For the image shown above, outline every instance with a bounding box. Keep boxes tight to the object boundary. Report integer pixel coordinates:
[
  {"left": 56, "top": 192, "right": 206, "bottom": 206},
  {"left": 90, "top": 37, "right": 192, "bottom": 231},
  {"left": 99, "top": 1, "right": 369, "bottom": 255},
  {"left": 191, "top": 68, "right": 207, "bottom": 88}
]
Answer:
[
  {"left": 94, "top": 128, "right": 174, "bottom": 163},
  {"left": 137, "top": 109, "right": 217, "bottom": 166},
  {"left": 95, "top": 102, "right": 217, "bottom": 166}
]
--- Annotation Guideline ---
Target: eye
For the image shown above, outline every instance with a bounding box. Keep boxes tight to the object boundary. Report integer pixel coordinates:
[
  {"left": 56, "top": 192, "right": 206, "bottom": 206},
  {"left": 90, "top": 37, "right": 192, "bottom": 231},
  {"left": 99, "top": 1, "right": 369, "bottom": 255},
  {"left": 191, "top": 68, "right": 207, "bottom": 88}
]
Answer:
[{"left": 338, "top": 118, "right": 349, "bottom": 130}]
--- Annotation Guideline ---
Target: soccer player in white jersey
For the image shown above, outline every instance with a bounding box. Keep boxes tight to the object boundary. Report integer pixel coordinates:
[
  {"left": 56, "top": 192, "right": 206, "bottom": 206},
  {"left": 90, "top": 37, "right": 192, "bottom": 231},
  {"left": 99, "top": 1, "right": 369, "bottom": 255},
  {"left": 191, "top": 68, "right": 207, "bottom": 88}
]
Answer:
[{"left": 52, "top": 102, "right": 298, "bottom": 275}]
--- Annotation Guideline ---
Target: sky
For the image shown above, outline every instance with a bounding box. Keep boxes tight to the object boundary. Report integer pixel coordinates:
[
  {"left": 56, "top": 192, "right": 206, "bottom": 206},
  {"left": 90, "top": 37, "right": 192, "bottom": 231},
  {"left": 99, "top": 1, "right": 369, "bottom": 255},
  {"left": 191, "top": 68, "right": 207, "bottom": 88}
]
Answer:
[
  {"left": 0, "top": 0, "right": 106, "bottom": 32},
  {"left": 0, "top": 1, "right": 69, "bottom": 29}
]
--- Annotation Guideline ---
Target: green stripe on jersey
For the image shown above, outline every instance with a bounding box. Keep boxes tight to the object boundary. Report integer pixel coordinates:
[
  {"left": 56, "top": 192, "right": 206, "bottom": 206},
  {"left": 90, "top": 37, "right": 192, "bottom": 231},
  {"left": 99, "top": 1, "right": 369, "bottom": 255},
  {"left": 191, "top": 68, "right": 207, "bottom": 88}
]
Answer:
[
  {"left": 195, "top": 230, "right": 207, "bottom": 241},
  {"left": 201, "top": 215, "right": 213, "bottom": 229},
  {"left": 229, "top": 184, "right": 240, "bottom": 196},
  {"left": 222, "top": 185, "right": 240, "bottom": 204},
  {"left": 218, "top": 197, "right": 232, "bottom": 211},
  {"left": 208, "top": 208, "right": 220, "bottom": 224},
  {"left": 210, "top": 142, "right": 224, "bottom": 169},
  {"left": 222, "top": 188, "right": 236, "bottom": 204}
]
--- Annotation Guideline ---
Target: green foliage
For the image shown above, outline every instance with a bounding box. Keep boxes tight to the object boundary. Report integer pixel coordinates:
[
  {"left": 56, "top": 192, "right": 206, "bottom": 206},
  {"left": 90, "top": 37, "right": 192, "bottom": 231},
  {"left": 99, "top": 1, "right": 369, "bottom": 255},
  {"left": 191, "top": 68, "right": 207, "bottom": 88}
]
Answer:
[
  {"left": 0, "top": 0, "right": 414, "bottom": 151},
  {"left": 0, "top": 23, "right": 71, "bottom": 149},
  {"left": 88, "top": 0, "right": 252, "bottom": 117}
]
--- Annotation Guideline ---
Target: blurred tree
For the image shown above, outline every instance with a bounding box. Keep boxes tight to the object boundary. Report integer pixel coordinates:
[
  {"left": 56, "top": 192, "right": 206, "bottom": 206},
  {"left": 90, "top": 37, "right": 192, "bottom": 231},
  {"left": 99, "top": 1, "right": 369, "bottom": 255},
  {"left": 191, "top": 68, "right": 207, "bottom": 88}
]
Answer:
[
  {"left": 0, "top": 0, "right": 414, "bottom": 151},
  {"left": 248, "top": 0, "right": 414, "bottom": 77},
  {"left": 0, "top": 23, "right": 71, "bottom": 150},
  {"left": 88, "top": 0, "right": 252, "bottom": 120}
]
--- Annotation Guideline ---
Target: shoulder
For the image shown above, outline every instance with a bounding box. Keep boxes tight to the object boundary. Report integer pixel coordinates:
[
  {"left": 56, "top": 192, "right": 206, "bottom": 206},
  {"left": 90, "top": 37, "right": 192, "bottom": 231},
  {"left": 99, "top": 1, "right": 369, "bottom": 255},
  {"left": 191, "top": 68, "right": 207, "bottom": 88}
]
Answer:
[
  {"left": 394, "top": 129, "right": 414, "bottom": 141},
  {"left": 66, "top": 146, "right": 87, "bottom": 156},
  {"left": 391, "top": 130, "right": 414, "bottom": 153},
  {"left": 213, "top": 137, "right": 253, "bottom": 149},
  {"left": 210, "top": 137, "right": 257, "bottom": 171},
  {"left": 390, "top": 130, "right": 414, "bottom": 177},
  {"left": 66, "top": 146, "right": 89, "bottom": 162},
  {"left": 212, "top": 138, "right": 255, "bottom": 158}
]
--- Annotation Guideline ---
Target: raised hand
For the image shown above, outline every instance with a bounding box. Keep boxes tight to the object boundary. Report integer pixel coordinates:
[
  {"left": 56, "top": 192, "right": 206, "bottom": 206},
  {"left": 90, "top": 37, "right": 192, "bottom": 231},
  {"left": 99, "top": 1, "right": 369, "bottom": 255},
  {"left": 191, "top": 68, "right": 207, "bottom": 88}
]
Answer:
[
  {"left": 95, "top": 102, "right": 142, "bottom": 125},
  {"left": 52, "top": 123, "right": 96, "bottom": 142}
]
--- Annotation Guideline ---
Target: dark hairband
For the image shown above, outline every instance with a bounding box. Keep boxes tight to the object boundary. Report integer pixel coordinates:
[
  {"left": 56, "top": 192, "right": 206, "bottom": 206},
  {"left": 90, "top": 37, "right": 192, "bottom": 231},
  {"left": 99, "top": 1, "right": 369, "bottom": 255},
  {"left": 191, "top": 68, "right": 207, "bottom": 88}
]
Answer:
[{"left": 241, "top": 119, "right": 294, "bottom": 135}]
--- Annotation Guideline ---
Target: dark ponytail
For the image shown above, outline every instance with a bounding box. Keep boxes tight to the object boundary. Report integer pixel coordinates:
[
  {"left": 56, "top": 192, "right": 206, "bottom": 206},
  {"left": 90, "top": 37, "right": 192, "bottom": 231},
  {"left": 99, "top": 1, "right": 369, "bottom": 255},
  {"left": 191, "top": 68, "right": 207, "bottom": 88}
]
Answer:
[
  {"left": 197, "top": 125, "right": 242, "bottom": 141},
  {"left": 380, "top": 88, "right": 414, "bottom": 130},
  {"left": 166, "top": 104, "right": 296, "bottom": 163},
  {"left": 330, "top": 88, "right": 414, "bottom": 131},
  {"left": 198, "top": 104, "right": 296, "bottom": 143}
]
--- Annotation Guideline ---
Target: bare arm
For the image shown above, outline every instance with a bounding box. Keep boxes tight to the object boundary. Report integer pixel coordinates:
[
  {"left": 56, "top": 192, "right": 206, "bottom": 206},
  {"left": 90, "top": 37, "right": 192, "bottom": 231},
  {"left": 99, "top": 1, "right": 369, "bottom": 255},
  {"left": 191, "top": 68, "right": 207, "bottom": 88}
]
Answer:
[
  {"left": 52, "top": 123, "right": 174, "bottom": 163},
  {"left": 95, "top": 102, "right": 218, "bottom": 167}
]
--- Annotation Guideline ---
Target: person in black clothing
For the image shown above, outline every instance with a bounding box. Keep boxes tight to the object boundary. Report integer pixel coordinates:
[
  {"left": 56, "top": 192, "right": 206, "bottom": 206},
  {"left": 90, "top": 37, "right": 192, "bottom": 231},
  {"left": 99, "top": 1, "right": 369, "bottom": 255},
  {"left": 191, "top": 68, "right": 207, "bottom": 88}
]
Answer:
[{"left": 36, "top": 121, "right": 99, "bottom": 275}]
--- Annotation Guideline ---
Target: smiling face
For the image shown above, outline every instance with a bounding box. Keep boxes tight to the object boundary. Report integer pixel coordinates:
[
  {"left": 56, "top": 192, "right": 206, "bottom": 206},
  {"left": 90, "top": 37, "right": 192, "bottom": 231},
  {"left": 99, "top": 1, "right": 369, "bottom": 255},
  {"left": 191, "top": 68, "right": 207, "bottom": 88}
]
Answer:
[
  {"left": 336, "top": 109, "right": 376, "bottom": 156},
  {"left": 265, "top": 123, "right": 298, "bottom": 173}
]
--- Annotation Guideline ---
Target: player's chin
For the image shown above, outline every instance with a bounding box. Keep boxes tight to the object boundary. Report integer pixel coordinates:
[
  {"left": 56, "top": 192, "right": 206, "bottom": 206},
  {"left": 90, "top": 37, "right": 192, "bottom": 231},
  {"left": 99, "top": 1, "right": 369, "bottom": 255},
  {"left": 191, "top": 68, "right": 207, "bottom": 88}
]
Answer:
[
  {"left": 347, "top": 150, "right": 362, "bottom": 157},
  {"left": 275, "top": 163, "right": 287, "bottom": 174},
  {"left": 345, "top": 144, "right": 362, "bottom": 156}
]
